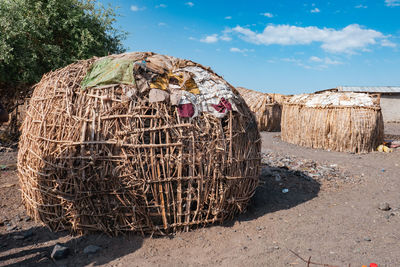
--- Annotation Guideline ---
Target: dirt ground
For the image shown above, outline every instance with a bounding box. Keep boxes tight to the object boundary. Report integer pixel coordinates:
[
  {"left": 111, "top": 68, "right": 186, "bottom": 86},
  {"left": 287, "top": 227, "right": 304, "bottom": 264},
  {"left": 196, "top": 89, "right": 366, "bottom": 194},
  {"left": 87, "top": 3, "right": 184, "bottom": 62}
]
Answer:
[{"left": 1, "top": 123, "right": 400, "bottom": 267}]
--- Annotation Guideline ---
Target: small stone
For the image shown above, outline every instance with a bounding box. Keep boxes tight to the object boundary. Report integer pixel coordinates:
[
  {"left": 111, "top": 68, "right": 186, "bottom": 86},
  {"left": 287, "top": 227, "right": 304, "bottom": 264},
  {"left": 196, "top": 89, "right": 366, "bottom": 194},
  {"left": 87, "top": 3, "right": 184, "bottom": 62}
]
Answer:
[
  {"left": 364, "top": 237, "right": 371, "bottom": 242},
  {"left": 24, "top": 216, "right": 31, "bottom": 222},
  {"left": 6, "top": 225, "right": 17, "bottom": 231},
  {"left": 83, "top": 245, "right": 101, "bottom": 254},
  {"left": 51, "top": 244, "right": 69, "bottom": 260},
  {"left": 378, "top": 202, "right": 391, "bottom": 211},
  {"left": 243, "top": 246, "right": 248, "bottom": 250}
]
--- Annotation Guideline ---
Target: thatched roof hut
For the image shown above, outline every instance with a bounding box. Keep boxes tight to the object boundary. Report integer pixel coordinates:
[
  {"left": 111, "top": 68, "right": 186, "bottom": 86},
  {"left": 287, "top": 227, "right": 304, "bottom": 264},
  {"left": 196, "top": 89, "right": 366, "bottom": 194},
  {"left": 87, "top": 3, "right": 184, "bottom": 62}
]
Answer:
[
  {"left": 281, "top": 92, "right": 384, "bottom": 153},
  {"left": 17, "top": 52, "right": 261, "bottom": 235},
  {"left": 236, "top": 87, "right": 283, "bottom": 131}
]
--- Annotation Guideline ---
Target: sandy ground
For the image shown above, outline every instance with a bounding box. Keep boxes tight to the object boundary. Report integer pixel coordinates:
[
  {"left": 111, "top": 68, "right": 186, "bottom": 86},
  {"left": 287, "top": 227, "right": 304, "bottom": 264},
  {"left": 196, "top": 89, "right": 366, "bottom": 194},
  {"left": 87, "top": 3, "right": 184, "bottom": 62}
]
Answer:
[{"left": 1, "top": 123, "right": 400, "bottom": 267}]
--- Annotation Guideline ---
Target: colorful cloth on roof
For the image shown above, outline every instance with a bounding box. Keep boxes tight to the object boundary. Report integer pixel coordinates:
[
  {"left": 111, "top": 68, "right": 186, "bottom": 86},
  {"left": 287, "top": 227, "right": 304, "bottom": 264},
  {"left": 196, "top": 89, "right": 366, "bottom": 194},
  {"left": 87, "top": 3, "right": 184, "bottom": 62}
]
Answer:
[
  {"left": 150, "top": 71, "right": 200, "bottom": 94},
  {"left": 81, "top": 57, "right": 136, "bottom": 90},
  {"left": 211, "top": 98, "right": 232, "bottom": 113},
  {"left": 178, "top": 103, "right": 195, "bottom": 118}
]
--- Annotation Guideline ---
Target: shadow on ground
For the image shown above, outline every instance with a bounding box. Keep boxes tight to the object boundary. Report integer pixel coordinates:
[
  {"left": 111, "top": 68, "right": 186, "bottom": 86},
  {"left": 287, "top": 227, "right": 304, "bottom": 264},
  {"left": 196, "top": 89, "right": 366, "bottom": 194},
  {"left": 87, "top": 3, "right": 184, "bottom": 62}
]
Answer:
[
  {"left": 0, "top": 226, "right": 143, "bottom": 267},
  {"left": 234, "top": 163, "right": 321, "bottom": 223}
]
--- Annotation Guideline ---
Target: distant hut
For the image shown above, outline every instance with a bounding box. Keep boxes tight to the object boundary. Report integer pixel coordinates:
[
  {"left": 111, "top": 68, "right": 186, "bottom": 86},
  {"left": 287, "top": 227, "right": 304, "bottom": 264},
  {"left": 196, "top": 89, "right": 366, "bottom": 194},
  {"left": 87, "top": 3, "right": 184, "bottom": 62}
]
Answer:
[
  {"left": 236, "top": 87, "right": 283, "bottom": 131},
  {"left": 281, "top": 92, "right": 384, "bottom": 153}
]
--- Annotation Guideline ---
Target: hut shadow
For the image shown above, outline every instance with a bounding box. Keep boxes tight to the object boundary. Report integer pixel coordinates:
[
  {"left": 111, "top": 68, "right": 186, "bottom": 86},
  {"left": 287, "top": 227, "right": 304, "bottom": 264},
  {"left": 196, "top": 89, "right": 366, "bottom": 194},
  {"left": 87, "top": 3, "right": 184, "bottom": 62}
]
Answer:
[
  {"left": 230, "top": 163, "right": 321, "bottom": 224},
  {"left": 0, "top": 226, "right": 143, "bottom": 266}
]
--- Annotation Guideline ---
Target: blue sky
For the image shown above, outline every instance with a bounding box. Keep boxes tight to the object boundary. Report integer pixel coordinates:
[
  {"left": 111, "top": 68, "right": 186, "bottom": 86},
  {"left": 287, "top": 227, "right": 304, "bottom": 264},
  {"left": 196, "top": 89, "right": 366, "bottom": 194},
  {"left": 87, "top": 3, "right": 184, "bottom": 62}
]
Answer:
[{"left": 99, "top": 0, "right": 400, "bottom": 94}]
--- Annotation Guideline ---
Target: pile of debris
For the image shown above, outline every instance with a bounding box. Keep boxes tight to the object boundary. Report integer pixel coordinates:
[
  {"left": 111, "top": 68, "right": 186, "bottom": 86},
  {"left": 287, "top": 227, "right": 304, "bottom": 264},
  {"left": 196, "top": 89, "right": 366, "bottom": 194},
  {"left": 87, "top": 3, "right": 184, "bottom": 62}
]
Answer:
[{"left": 261, "top": 150, "right": 356, "bottom": 189}]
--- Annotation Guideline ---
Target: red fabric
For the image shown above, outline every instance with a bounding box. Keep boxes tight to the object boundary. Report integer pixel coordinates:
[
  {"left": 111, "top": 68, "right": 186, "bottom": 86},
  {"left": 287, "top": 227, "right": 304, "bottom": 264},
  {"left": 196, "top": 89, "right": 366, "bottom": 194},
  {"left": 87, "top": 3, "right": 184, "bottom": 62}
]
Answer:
[
  {"left": 178, "top": 103, "right": 194, "bottom": 118},
  {"left": 211, "top": 97, "right": 232, "bottom": 113},
  {"left": 370, "top": 264, "right": 378, "bottom": 267}
]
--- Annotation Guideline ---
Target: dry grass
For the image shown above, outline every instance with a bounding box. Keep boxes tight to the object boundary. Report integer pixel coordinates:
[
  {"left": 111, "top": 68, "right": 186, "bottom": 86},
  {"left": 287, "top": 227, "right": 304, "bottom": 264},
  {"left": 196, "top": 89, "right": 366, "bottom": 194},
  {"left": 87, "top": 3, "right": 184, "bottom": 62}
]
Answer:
[
  {"left": 281, "top": 93, "right": 384, "bottom": 153},
  {"left": 236, "top": 87, "right": 282, "bottom": 131}
]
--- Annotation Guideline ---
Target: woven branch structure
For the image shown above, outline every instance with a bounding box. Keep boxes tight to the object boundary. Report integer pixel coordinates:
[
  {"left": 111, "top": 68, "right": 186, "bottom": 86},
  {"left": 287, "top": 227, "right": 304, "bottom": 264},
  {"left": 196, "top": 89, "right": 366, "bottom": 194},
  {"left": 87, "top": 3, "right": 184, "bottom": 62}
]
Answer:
[
  {"left": 281, "top": 92, "right": 384, "bottom": 153},
  {"left": 18, "top": 52, "right": 261, "bottom": 235},
  {"left": 236, "top": 87, "right": 282, "bottom": 132}
]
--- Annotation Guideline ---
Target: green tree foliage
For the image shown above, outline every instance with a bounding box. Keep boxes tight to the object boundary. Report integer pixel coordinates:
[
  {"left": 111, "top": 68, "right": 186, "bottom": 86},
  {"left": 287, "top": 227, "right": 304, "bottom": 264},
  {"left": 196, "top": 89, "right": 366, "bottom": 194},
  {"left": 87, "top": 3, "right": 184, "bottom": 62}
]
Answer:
[{"left": 0, "top": 0, "right": 126, "bottom": 89}]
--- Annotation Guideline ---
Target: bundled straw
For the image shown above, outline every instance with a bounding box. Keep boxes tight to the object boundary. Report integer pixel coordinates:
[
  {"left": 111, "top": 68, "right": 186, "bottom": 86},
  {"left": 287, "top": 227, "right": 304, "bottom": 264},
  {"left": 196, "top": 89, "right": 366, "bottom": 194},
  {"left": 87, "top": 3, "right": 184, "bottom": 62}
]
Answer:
[
  {"left": 281, "top": 92, "right": 384, "bottom": 153},
  {"left": 18, "top": 52, "right": 261, "bottom": 235},
  {"left": 236, "top": 87, "right": 282, "bottom": 131}
]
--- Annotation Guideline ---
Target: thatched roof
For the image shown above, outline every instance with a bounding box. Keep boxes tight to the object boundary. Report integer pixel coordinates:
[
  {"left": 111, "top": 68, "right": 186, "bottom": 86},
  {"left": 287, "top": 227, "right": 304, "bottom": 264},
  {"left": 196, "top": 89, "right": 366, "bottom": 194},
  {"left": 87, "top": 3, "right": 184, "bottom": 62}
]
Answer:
[
  {"left": 18, "top": 52, "right": 261, "bottom": 235},
  {"left": 287, "top": 92, "right": 379, "bottom": 108}
]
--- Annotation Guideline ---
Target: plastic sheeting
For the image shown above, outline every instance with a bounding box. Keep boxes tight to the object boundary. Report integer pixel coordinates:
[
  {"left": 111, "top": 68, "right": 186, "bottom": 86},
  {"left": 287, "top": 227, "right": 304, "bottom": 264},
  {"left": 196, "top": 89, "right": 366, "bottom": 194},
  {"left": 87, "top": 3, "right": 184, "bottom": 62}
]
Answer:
[{"left": 81, "top": 58, "right": 135, "bottom": 90}]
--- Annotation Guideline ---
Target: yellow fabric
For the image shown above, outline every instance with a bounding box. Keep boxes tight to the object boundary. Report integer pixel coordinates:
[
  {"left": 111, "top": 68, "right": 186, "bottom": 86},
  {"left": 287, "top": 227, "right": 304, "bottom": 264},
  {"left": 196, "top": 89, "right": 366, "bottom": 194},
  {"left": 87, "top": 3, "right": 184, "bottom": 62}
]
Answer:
[
  {"left": 150, "top": 75, "right": 169, "bottom": 90},
  {"left": 150, "top": 71, "right": 200, "bottom": 94}
]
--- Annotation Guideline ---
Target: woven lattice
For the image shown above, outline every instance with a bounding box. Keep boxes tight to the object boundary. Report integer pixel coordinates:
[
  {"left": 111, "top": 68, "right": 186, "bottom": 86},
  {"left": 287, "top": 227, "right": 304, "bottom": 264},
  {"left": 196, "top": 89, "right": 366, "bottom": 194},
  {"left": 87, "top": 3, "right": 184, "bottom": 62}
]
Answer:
[{"left": 17, "top": 52, "right": 261, "bottom": 235}]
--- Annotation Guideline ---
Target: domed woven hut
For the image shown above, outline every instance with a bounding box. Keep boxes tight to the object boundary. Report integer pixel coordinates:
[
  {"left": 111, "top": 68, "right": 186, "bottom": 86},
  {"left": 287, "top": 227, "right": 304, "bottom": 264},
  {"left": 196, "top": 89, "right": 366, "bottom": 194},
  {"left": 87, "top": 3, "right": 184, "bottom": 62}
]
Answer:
[
  {"left": 281, "top": 92, "right": 384, "bottom": 153},
  {"left": 236, "top": 87, "right": 282, "bottom": 132},
  {"left": 17, "top": 52, "right": 261, "bottom": 235}
]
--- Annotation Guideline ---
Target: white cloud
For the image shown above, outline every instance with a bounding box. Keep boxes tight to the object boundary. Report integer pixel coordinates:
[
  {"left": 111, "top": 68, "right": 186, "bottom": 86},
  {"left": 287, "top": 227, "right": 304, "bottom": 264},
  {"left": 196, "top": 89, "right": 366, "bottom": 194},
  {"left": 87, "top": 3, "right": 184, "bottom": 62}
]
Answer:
[
  {"left": 229, "top": 47, "right": 254, "bottom": 54},
  {"left": 381, "top": 39, "right": 397, "bottom": 47},
  {"left": 225, "top": 16, "right": 232, "bottom": 20},
  {"left": 188, "top": 37, "right": 196, "bottom": 40},
  {"left": 309, "top": 56, "right": 342, "bottom": 65},
  {"left": 310, "top": 56, "right": 323, "bottom": 62},
  {"left": 156, "top": 4, "right": 167, "bottom": 8},
  {"left": 385, "top": 0, "right": 400, "bottom": 6},
  {"left": 199, "top": 33, "right": 231, "bottom": 43},
  {"left": 185, "top": 2, "right": 194, "bottom": 7},
  {"left": 282, "top": 56, "right": 342, "bottom": 69},
  {"left": 282, "top": 58, "right": 300, "bottom": 63},
  {"left": 324, "top": 58, "right": 343, "bottom": 65},
  {"left": 232, "top": 24, "right": 389, "bottom": 54},
  {"left": 130, "top": 5, "right": 146, "bottom": 11},
  {"left": 261, "top": 12, "right": 274, "bottom": 18},
  {"left": 200, "top": 34, "right": 218, "bottom": 43},
  {"left": 220, "top": 35, "right": 232, "bottom": 41},
  {"left": 310, "top": 7, "right": 320, "bottom": 13},
  {"left": 158, "top": 22, "right": 167, "bottom": 27},
  {"left": 230, "top": 47, "right": 242, "bottom": 53},
  {"left": 355, "top": 4, "right": 368, "bottom": 8}
]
